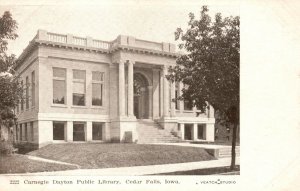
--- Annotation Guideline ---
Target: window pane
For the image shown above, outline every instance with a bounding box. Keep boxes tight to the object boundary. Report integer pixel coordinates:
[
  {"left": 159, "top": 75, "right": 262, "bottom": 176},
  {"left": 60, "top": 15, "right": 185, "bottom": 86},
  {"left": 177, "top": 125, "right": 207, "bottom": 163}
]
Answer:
[
  {"left": 31, "top": 71, "right": 35, "bottom": 106},
  {"left": 92, "top": 71, "right": 103, "bottom": 81},
  {"left": 73, "top": 70, "right": 85, "bottom": 80},
  {"left": 31, "top": 122, "right": 34, "bottom": 141},
  {"left": 26, "top": 76, "right": 29, "bottom": 109},
  {"left": 73, "top": 93, "right": 85, "bottom": 106},
  {"left": 73, "top": 82, "right": 85, "bottom": 94},
  {"left": 198, "top": 124, "right": 205, "bottom": 139},
  {"left": 53, "top": 122, "right": 65, "bottom": 140},
  {"left": 92, "top": 123, "right": 103, "bottom": 140},
  {"left": 53, "top": 80, "right": 65, "bottom": 104},
  {"left": 25, "top": 123, "right": 28, "bottom": 141},
  {"left": 73, "top": 123, "right": 85, "bottom": 141},
  {"left": 20, "top": 124, "right": 22, "bottom": 141},
  {"left": 21, "top": 81, "right": 24, "bottom": 110},
  {"left": 184, "top": 100, "right": 193, "bottom": 110},
  {"left": 92, "top": 83, "right": 102, "bottom": 106},
  {"left": 53, "top": 68, "right": 66, "bottom": 78}
]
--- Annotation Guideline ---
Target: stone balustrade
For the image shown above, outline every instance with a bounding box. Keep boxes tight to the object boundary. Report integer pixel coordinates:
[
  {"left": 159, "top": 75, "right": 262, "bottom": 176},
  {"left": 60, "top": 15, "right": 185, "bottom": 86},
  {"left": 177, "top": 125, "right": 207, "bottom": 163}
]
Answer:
[{"left": 35, "top": 29, "right": 176, "bottom": 53}]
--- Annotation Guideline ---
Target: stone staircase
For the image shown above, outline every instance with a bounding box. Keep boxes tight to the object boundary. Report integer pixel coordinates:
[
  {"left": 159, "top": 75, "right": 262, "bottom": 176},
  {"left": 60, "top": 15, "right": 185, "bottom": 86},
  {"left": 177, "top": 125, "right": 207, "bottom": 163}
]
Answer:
[
  {"left": 137, "top": 119, "right": 182, "bottom": 144},
  {"left": 218, "top": 146, "right": 240, "bottom": 158}
]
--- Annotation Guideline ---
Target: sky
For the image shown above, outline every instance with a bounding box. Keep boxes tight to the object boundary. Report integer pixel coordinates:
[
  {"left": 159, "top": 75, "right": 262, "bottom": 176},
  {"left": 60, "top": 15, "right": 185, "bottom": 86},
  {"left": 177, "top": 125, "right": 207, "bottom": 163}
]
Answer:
[{"left": 0, "top": 0, "right": 240, "bottom": 56}]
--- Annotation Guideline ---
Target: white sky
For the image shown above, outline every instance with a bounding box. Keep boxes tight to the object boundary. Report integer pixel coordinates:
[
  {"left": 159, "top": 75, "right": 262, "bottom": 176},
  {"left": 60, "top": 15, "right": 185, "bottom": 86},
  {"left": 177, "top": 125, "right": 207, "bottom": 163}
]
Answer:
[{"left": 0, "top": 0, "right": 240, "bottom": 56}]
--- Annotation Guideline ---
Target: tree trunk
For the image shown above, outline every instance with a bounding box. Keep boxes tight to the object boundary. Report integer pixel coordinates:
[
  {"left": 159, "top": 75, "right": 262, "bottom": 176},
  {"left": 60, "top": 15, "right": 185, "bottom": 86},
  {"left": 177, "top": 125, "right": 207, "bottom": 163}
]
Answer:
[{"left": 230, "top": 121, "right": 238, "bottom": 170}]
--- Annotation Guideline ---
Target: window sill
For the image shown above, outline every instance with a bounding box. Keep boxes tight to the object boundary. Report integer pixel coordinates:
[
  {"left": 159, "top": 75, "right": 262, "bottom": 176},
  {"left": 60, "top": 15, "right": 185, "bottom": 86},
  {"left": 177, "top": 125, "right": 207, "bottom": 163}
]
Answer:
[
  {"left": 91, "top": 106, "right": 105, "bottom": 109},
  {"left": 183, "top": 110, "right": 194, "bottom": 113},
  {"left": 71, "top": 105, "right": 88, "bottom": 109},
  {"left": 51, "top": 104, "right": 68, "bottom": 108}
]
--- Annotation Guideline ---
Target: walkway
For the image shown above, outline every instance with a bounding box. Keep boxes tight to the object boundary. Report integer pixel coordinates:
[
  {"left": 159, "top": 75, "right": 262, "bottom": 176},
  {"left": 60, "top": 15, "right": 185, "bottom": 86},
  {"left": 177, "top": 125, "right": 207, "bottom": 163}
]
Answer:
[{"left": 150, "top": 142, "right": 238, "bottom": 149}]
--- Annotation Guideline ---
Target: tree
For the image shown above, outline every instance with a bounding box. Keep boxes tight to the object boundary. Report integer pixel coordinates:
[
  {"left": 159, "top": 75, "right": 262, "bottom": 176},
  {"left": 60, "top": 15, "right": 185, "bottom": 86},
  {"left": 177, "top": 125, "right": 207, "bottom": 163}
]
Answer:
[
  {"left": 167, "top": 6, "right": 239, "bottom": 169},
  {"left": 0, "top": 11, "right": 22, "bottom": 141}
]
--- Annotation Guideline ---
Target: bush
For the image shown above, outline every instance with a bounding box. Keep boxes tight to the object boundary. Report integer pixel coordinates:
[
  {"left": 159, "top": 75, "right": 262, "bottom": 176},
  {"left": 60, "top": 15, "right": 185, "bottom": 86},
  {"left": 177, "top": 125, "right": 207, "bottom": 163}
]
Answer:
[{"left": 0, "top": 140, "right": 15, "bottom": 155}]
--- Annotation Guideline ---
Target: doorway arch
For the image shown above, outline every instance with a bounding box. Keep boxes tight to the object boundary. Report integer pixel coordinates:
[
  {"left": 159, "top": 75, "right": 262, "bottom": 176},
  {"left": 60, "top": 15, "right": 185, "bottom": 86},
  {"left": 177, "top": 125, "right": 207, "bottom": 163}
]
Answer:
[{"left": 134, "top": 73, "right": 150, "bottom": 119}]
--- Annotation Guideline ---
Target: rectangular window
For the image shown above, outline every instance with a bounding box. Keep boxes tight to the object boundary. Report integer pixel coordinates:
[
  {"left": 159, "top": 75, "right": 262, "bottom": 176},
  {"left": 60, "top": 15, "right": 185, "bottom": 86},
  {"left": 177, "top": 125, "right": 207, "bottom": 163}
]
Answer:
[
  {"left": 184, "top": 99, "right": 193, "bottom": 110},
  {"left": 92, "top": 122, "right": 103, "bottom": 140},
  {"left": 53, "top": 68, "right": 66, "bottom": 104},
  {"left": 73, "top": 122, "right": 85, "bottom": 141},
  {"left": 21, "top": 81, "right": 24, "bottom": 111},
  {"left": 184, "top": 124, "right": 193, "bottom": 140},
  {"left": 16, "top": 103, "right": 19, "bottom": 113},
  {"left": 73, "top": 70, "right": 86, "bottom": 106},
  {"left": 19, "top": 124, "right": 22, "bottom": 141},
  {"left": 30, "top": 122, "right": 34, "bottom": 141},
  {"left": 53, "top": 122, "right": 65, "bottom": 140},
  {"left": 24, "top": 123, "right": 28, "bottom": 141},
  {"left": 197, "top": 124, "right": 206, "bottom": 139},
  {"left": 92, "top": 71, "right": 104, "bottom": 106},
  {"left": 175, "top": 89, "right": 179, "bottom": 110},
  {"left": 16, "top": 125, "right": 19, "bottom": 141},
  {"left": 31, "top": 71, "right": 35, "bottom": 107},
  {"left": 26, "top": 76, "right": 29, "bottom": 109}
]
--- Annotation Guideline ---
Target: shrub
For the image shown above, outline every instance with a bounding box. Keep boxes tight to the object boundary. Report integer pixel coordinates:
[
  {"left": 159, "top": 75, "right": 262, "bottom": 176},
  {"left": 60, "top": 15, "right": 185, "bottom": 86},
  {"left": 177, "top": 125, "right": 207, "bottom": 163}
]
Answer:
[{"left": 0, "top": 140, "right": 15, "bottom": 155}]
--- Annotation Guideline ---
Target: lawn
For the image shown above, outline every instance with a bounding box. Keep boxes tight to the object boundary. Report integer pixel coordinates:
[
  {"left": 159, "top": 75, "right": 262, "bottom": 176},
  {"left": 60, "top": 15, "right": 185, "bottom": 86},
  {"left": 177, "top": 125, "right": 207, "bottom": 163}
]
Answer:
[
  {"left": 0, "top": 154, "right": 77, "bottom": 174},
  {"left": 28, "top": 143, "right": 215, "bottom": 169}
]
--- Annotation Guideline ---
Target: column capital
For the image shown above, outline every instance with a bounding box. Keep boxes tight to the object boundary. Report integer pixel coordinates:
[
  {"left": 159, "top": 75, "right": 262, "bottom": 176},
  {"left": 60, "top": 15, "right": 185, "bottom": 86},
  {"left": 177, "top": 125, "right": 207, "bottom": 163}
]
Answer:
[{"left": 127, "top": 60, "right": 135, "bottom": 65}]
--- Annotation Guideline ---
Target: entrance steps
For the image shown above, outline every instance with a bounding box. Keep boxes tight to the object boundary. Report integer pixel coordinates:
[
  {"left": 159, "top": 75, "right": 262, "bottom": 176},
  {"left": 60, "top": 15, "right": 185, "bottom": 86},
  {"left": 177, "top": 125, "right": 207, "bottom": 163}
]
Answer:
[{"left": 137, "top": 119, "right": 182, "bottom": 144}]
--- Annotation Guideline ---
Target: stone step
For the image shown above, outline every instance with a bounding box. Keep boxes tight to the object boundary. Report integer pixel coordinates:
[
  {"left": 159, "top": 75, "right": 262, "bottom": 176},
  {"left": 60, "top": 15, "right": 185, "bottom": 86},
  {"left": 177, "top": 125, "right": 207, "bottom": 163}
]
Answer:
[{"left": 136, "top": 120, "right": 182, "bottom": 144}]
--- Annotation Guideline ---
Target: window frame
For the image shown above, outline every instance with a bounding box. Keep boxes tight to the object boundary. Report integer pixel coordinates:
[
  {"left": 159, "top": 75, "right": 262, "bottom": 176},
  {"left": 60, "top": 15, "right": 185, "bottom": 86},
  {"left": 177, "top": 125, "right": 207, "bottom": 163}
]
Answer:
[
  {"left": 53, "top": 67, "right": 67, "bottom": 105},
  {"left": 25, "top": 76, "right": 29, "bottom": 109},
  {"left": 31, "top": 71, "right": 35, "bottom": 107},
  {"left": 72, "top": 69, "right": 86, "bottom": 106},
  {"left": 53, "top": 121, "right": 66, "bottom": 141},
  {"left": 91, "top": 71, "right": 104, "bottom": 107}
]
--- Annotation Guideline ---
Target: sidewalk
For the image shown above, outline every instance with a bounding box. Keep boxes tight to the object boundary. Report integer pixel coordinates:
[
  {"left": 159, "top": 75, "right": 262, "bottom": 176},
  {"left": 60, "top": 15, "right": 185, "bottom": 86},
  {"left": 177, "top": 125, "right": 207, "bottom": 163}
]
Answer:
[
  {"left": 7, "top": 157, "right": 240, "bottom": 176},
  {"left": 150, "top": 142, "right": 239, "bottom": 149}
]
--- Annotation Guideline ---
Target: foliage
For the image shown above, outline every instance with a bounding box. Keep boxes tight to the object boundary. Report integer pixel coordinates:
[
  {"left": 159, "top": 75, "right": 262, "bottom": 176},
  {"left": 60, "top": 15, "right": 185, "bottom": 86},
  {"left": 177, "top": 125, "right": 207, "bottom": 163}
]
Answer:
[
  {"left": 0, "top": 140, "right": 14, "bottom": 155},
  {"left": 167, "top": 6, "right": 239, "bottom": 169},
  {"left": 0, "top": 11, "right": 23, "bottom": 125}
]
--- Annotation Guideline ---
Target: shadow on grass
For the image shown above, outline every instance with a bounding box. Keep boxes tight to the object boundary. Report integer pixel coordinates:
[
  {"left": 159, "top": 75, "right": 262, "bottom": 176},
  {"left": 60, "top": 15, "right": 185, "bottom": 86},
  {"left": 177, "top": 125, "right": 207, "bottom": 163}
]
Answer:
[{"left": 151, "top": 165, "right": 240, "bottom": 175}]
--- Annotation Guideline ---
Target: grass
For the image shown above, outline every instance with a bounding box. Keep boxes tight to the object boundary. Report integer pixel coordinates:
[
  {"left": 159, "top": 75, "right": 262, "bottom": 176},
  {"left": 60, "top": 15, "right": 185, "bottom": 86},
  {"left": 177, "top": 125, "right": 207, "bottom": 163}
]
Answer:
[
  {"left": 152, "top": 165, "right": 240, "bottom": 175},
  {"left": 28, "top": 143, "right": 215, "bottom": 169},
  {"left": 0, "top": 154, "right": 77, "bottom": 174}
]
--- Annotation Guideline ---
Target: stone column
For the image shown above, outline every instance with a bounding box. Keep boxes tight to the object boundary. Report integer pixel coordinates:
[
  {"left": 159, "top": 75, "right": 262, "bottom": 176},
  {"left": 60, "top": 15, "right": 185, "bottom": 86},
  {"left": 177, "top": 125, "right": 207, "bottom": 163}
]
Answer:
[
  {"left": 178, "top": 82, "right": 184, "bottom": 113},
  {"left": 159, "top": 70, "right": 164, "bottom": 117},
  {"left": 208, "top": 105, "right": 214, "bottom": 118},
  {"left": 66, "top": 121, "right": 73, "bottom": 142},
  {"left": 192, "top": 123, "right": 198, "bottom": 141},
  {"left": 86, "top": 121, "right": 92, "bottom": 141},
  {"left": 119, "top": 61, "right": 125, "bottom": 116},
  {"left": 180, "top": 123, "right": 185, "bottom": 140},
  {"left": 205, "top": 124, "right": 215, "bottom": 141},
  {"left": 127, "top": 61, "right": 134, "bottom": 117},
  {"left": 163, "top": 66, "right": 170, "bottom": 117},
  {"left": 148, "top": 86, "right": 153, "bottom": 118},
  {"left": 170, "top": 82, "right": 176, "bottom": 117}
]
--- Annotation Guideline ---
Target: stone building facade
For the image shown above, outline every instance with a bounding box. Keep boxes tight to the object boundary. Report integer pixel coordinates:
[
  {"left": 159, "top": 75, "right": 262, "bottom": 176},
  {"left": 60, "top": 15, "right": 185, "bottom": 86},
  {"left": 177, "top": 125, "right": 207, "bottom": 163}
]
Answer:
[{"left": 14, "top": 30, "right": 215, "bottom": 148}]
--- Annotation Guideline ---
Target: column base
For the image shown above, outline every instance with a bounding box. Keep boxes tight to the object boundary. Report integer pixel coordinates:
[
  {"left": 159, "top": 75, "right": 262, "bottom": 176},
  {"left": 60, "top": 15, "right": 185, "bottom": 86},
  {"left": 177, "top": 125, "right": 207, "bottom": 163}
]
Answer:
[{"left": 110, "top": 116, "right": 137, "bottom": 143}]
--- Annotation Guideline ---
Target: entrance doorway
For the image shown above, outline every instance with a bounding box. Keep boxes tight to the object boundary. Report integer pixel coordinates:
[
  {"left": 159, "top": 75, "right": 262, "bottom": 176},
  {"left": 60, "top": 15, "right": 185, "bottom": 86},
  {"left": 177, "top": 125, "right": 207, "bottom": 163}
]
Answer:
[{"left": 133, "top": 73, "right": 149, "bottom": 119}]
